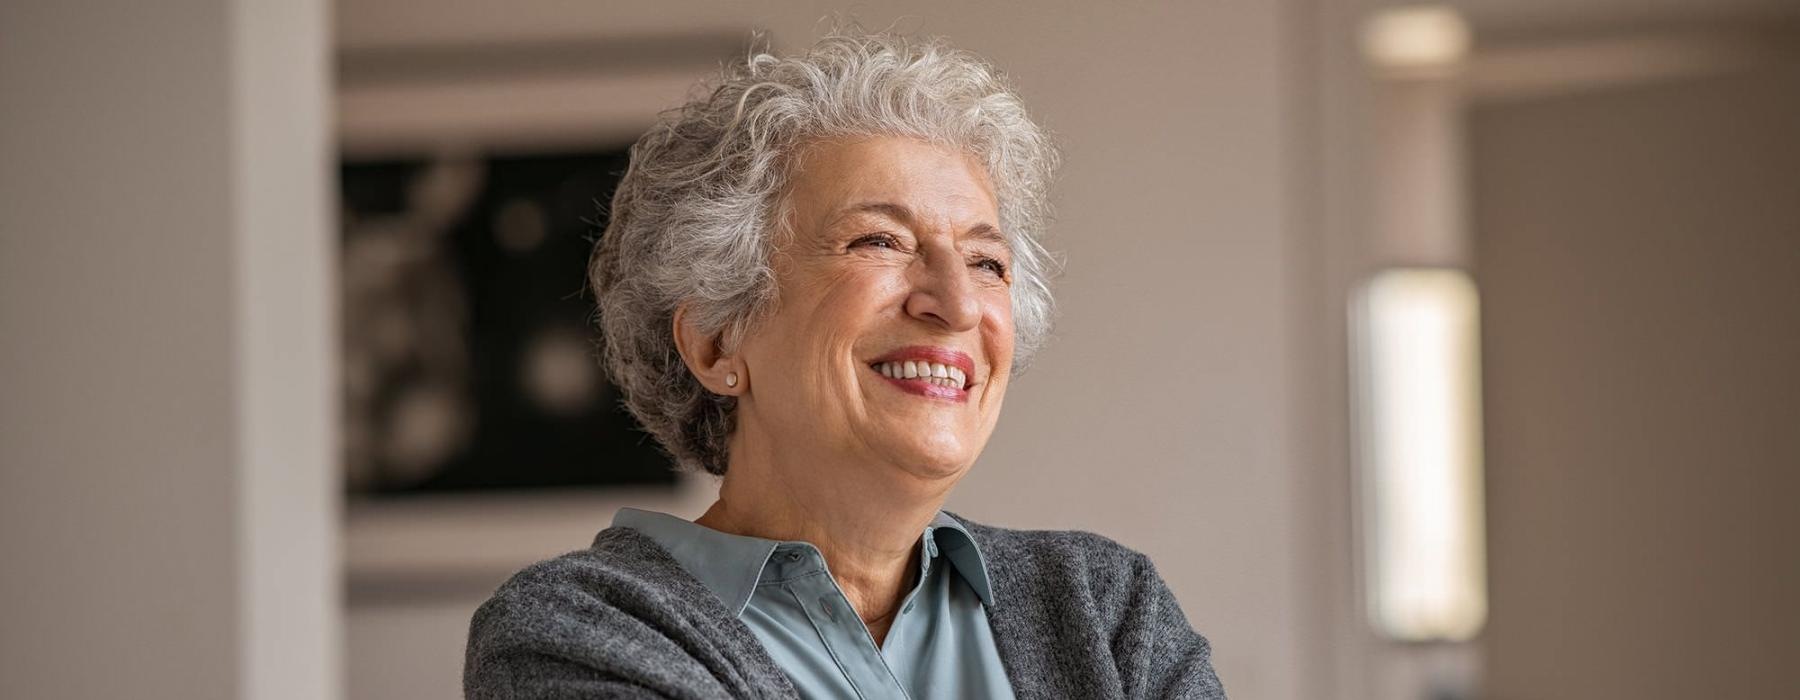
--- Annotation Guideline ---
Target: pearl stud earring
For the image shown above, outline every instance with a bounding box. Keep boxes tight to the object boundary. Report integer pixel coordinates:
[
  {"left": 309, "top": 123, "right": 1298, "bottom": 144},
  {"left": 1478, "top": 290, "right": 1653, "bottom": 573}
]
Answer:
[{"left": 725, "top": 372, "right": 739, "bottom": 388}]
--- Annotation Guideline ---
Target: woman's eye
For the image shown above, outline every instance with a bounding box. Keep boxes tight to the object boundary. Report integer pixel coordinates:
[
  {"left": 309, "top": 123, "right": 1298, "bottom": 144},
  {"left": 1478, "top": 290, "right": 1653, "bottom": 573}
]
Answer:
[
  {"left": 975, "top": 257, "right": 1009, "bottom": 276},
  {"left": 852, "top": 234, "right": 899, "bottom": 250}
]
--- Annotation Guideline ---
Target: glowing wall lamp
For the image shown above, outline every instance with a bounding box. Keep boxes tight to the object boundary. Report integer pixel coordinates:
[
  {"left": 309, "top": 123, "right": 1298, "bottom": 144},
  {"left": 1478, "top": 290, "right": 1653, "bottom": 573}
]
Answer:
[
  {"left": 1360, "top": 4, "right": 1471, "bottom": 76},
  {"left": 1352, "top": 268, "right": 1487, "bottom": 642}
]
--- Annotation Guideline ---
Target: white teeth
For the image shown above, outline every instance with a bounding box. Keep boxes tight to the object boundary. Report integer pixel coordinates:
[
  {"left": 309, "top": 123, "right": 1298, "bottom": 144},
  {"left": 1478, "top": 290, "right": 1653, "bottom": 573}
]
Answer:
[{"left": 873, "top": 360, "right": 970, "bottom": 389}]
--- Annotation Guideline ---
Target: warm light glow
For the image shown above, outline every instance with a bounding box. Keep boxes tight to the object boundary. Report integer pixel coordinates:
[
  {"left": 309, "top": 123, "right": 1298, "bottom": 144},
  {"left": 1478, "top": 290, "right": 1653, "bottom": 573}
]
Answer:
[
  {"left": 1360, "top": 5, "right": 1471, "bottom": 73},
  {"left": 1353, "top": 268, "right": 1487, "bottom": 642}
]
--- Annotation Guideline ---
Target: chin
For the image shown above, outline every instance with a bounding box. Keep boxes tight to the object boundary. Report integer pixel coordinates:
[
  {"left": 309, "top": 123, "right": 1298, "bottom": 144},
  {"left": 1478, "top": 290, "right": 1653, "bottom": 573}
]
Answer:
[{"left": 884, "top": 442, "right": 976, "bottom": 480}]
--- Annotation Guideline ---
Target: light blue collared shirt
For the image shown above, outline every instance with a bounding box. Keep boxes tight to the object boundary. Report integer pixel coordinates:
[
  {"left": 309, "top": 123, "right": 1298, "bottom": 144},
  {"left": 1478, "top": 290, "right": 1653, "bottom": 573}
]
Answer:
[{"left": 612, "top": 508, "right": 1017, "bottom": 700}]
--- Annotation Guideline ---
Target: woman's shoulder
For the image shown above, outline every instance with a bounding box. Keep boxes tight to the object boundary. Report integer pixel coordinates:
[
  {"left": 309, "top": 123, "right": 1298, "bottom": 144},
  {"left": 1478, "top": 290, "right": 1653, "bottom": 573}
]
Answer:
[
  {"left": 945, "top": 510, "right": 1172, "bottom": 617},
  {"left": 947, "top": 511, "right": 1157, "bottom": 575},
  {"left": 944, "top": 512, "right": 1227, "bottom": 698},
  {"left": 470, "top": 525, "right": 720, "bottom": 635},
  {"left": 469, "top": 527, "right": 687, "bottom": 646},
  {"left": 464, "top": 527, "right": 786, "bottom": 698}
]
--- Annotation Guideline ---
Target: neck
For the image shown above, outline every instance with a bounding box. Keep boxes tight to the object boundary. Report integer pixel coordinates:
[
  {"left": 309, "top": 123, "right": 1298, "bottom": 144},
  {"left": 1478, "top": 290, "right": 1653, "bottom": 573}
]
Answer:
[{"left": 695, "top": 434, "right": 955, "bottom": 637}]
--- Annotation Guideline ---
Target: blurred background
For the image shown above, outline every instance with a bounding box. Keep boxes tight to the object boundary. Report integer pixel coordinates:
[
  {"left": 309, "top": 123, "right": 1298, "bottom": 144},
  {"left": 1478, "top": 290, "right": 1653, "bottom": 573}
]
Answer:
[{"left": 3, "top": 1, "right": 1796, "bottom": 699}]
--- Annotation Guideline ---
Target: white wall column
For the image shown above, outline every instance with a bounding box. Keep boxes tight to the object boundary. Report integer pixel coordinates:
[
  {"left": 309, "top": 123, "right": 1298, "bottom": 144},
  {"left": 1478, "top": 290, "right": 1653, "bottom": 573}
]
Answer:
[{"left": 0, "top": 1, "right": 339, "bottom": 698}]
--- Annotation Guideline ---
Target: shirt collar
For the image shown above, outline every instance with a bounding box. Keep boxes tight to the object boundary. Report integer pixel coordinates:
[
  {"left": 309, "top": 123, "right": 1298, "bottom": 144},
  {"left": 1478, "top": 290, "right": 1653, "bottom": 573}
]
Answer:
[
  {"left": 928, "top": 511, "right": 996, "bottom": 606},
  {"left": 612, "top": 507, "right": 996, "bottom": 616}
]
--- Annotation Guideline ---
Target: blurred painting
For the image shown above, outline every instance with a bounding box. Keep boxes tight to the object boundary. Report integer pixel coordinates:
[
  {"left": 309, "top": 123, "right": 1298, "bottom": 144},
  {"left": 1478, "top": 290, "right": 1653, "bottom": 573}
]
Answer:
[{"left": 338, "top": 147, "right": 677, "bottom": 495}]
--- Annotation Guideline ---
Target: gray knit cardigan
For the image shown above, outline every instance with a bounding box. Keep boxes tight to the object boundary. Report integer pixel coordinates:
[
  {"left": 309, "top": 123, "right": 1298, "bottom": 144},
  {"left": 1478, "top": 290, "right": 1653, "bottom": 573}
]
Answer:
[{"left": 464, "top": 513, "right": 1227, "bottom": 699}]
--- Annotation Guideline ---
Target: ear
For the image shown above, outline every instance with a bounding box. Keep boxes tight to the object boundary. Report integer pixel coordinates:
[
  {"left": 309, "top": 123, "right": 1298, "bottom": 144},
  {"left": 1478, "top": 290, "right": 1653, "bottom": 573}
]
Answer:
[{"left": 672, "top": 304, "right": 743, "bottom": 395}]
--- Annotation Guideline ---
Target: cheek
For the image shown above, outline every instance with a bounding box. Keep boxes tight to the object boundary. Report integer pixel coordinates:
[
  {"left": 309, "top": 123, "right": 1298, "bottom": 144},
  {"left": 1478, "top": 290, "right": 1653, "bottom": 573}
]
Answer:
[
  {"left": 783, "top": 268, "right": 905, "bottom": 389},
  {"left": 985, "top": 297, "right": 1017, "bottom": 358},
  {"left": 813, "top": 268, "right": 907, "bottom": 336}
]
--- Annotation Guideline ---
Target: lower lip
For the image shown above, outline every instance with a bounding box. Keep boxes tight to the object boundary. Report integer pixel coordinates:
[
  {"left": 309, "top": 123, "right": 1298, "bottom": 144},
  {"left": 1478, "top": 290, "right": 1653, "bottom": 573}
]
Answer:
[{"left": 870, "top": 365, "right": 969, "bottom": 402}]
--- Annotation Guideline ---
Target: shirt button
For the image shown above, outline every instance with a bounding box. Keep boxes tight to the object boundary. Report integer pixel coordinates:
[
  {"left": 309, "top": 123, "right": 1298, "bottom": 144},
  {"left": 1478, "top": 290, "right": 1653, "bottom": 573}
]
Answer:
[{"left": 785, "top": 551, "right": 801, "bottom": 562}]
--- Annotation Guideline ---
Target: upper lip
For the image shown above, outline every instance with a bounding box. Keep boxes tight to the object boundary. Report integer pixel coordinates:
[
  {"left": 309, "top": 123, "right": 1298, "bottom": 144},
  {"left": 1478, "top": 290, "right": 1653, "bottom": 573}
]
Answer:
[{"left": 868, "top": 346, "right": 977, "bottom": 384}]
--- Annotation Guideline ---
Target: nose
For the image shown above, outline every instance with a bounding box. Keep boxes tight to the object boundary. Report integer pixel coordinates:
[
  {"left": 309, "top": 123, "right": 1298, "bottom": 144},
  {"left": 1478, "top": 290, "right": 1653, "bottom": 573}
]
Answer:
[{"left": 903, "top": 241, "right": 982, "bottom": 331}]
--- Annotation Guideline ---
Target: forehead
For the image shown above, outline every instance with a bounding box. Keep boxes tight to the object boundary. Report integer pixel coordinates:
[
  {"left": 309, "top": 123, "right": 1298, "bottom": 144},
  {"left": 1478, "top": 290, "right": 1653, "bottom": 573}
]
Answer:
[{"left": 783, "top": 136, "right": 1000, "bottom": 235}]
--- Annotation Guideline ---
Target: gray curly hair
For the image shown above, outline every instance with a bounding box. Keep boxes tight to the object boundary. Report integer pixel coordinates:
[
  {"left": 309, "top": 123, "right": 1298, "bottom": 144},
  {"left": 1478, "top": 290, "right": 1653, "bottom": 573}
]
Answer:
[{"left": 589, "top": 30, "right": 1061, "bottom": 476}]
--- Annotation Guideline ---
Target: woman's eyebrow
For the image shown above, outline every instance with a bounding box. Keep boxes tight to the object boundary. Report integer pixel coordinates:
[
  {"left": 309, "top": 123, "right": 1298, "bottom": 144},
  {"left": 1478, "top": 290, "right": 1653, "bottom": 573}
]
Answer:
[
  {"left": 964, "top": 223, "right": 1010, "bottom": 250},
  {"left": 832, "top": 201, "right": 1008, "bottom": 248},
  {"left": 829, "top": 201, "right": 913, "bottom": 228}
]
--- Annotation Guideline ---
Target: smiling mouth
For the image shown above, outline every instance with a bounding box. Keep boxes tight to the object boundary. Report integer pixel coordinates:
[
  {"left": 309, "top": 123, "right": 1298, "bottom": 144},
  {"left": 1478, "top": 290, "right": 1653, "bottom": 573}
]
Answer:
[{"left": 868, "top": 360, "right": 971, "bottom": 391}]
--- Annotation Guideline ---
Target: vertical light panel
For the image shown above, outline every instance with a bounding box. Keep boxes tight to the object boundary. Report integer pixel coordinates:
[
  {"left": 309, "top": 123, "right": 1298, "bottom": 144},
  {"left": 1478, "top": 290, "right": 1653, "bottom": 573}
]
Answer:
[{"left": 1353, "top": 268, "right": 1487, "bottom": 642}]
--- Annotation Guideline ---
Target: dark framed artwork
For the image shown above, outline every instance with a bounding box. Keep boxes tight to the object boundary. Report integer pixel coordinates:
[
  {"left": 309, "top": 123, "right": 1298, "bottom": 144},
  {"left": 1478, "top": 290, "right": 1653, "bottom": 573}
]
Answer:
[{"left": 338, "top": 147, "right": 677, "bottom": 496}]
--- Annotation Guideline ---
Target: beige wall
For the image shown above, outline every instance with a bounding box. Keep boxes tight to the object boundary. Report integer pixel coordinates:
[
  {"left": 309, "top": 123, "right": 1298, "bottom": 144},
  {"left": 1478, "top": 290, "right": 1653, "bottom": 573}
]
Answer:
[
  {"left": 337, "top": 1, "right": 1323, "bottom": 699},
  {"left": 1472, "top": 59, "right": 1800, "bottom": 699},
  {"left": 0, "top": 1, "right": 338, "bottom": 699}
]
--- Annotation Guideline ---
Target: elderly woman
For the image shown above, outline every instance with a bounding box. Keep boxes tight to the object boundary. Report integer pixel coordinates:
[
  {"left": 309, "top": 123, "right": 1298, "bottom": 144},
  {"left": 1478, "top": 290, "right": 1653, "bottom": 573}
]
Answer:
[{"left": 465, "top": 31, "right": 1225, "bottom": 699}]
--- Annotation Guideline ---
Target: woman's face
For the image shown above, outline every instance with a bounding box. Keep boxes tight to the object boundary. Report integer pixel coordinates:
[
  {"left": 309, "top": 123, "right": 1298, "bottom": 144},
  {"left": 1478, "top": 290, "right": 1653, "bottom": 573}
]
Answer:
[{"left": 734, "top": 135, "right": 1015, "bottom": 486}]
